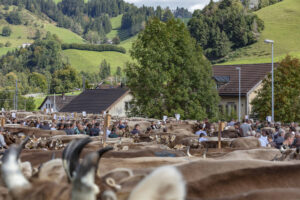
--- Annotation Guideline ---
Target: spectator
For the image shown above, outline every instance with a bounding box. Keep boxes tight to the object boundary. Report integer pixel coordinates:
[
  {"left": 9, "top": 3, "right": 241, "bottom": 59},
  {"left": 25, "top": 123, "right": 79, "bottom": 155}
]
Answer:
[
  {"left": 195, "top": 124, "right": 207, "bottom": 136},
  {"left": 131, "top": 124, "right": 141, "bottom": 135},
  {"left": 64, "top": 124, "right": 73, "bottom": 135},
  {"left": 240, "top": 119, "right": 252, "bottom": 137},
  {"left": 282, "top": 132, "right": 295, "bottom": 149},
  {"left": 275, "top": 129, "right": 285, "bottom": 148},
  {"left": 90, "top": 123, "right": 100, "bottom": 136}
]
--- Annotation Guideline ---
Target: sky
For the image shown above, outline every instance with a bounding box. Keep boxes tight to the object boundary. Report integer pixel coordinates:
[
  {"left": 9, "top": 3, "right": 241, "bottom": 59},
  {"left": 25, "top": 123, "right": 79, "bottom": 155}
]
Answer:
[{"left": 123, "top": 0, "right": 217, "bottom": 12}]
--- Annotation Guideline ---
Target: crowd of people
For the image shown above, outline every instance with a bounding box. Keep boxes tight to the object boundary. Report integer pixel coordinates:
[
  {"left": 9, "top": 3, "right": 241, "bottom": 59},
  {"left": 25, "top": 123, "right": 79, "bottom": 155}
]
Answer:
[
  {"left": 194, "top": 118, "right": 300, "bottom": 149},
  {"left": 2, "top": 115, "right": 300, "bottom": 151},
  {"left": 2, "top": 117, "right": 167, "bottom": 139}
]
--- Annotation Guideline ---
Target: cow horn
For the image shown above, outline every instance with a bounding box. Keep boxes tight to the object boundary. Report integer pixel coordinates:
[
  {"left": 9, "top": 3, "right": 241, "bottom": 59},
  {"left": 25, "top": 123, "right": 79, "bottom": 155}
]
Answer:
[
  {"left": 62, "top": 137, "right": 92, "bottom": 181},
  {"left": 1, "top": 137, "right": 31, "bottom": 190},
  {"left": 71, "top": 146, "right": 113, "bottom": 200}
]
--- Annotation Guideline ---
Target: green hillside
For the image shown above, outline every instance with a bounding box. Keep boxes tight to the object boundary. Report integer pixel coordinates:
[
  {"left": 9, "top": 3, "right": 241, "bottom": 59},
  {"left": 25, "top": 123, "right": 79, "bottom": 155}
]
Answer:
[
  {"left": 223, "top": 0, "right": 300, "bottom": 64},
  {"left": 0, "top": 6, "right": 85, "bottom": 56},
  {"left": 62, "top": 35, "right": 136, "bottom": 73},
  {"left": 63, "top": 14, "right": 137, "bottom": 74}
]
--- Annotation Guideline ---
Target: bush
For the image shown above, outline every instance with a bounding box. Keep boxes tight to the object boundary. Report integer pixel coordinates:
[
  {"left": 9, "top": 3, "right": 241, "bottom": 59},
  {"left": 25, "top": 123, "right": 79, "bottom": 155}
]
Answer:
[
  {"left": 2, "top": 26, "right": 12, "bottom": 37},
  {"left": 112, "top": 36, "right": 120, "bottom": 45},
  {"left": 5, "top": 41, "right": 12, "bottom": 47},
  {"left": 6, "top": 11, "right": 22, "bottom": 25},
  {"left": 61, "top": 43, "right": 126, "bottom": 54}
]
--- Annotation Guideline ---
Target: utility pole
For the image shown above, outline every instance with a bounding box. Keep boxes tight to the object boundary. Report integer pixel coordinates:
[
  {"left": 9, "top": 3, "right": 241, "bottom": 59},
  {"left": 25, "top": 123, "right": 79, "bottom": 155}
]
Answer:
[
  {"left": 15, "top": 80, "right": 18, "bottom": 111},
  {"left": 264, "top": 39, "right": 275, "bottom": 122},
  {"left": 236, "top": 67, "right": 241, "bottom": 122}
]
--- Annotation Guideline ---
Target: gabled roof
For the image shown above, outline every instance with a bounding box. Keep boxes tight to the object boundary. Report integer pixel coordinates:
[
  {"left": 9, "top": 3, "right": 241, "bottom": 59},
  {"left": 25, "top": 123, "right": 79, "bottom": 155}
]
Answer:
[
  {"left": 60, "top": 88, "right": 130, "bottom": 114},
  {"left": 38, "top": 95, "right": 76, "bottom": 111},
  {"left": 213, "top": 63, "right": 278, "bottom": 96}
]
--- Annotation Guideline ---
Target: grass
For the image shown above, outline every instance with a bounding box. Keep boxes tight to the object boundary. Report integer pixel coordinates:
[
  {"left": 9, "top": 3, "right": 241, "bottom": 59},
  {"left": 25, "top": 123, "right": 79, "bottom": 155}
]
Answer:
[
  {"left": 62, "top": 49, "right": 132, "bottom": 73},
  {"left": 44, "top": 24, "right": 85, "bottom": 44},
  {"left": 222, "top": 0, "right": 300, "bottom": 64},
  {"left": 0, "top": 5, "right": 85, "bottom": 56}
]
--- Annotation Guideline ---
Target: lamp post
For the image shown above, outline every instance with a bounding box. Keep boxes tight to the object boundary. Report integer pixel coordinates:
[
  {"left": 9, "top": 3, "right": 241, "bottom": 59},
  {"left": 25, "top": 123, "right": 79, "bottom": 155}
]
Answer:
[
  {"left": 236, "top": 67, "right": 241, "bottom": 122},
  {"left": 264, "top": 39, "right": 274, "bottom": 122}
]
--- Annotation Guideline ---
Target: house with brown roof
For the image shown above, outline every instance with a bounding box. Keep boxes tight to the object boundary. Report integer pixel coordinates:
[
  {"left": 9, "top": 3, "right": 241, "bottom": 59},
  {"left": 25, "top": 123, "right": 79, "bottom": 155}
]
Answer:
[
  {"left": 38, "top": 94, "right": 76, "bottom": 112},
  {"left": 60, "top": 87, "right": 132, "bottom": 116},
  {"left": 213, "top": 63, "right": 278, "bottom": 118}
]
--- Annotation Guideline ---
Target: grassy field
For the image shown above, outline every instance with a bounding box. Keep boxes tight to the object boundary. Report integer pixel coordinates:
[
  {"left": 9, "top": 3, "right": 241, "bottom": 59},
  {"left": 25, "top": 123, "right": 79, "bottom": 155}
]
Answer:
[
  {"left": 222, "top": 0, "right": 300, "bottom": 64},
  {"left": 0, "top": 6, "right": 85, "bottom": 56},
  {"left": 62, "top": 49, "right": 132, "bottom": 73}
]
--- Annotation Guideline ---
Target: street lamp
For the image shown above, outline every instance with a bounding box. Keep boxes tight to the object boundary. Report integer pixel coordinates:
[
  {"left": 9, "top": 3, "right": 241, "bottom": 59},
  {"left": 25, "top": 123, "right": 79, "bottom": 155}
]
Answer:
[
  {"left": 236, "top": 67, "right": 241, "bottom": 122},
  {"left": 264, "top": 39, "right": 274, "bottom": 122}
]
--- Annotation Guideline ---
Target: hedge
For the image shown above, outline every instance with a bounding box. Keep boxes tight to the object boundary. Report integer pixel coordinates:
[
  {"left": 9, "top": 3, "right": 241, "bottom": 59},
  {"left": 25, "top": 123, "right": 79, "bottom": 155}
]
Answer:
[{"left": 61, "top": 43, "right": 126, "bottom": 54}]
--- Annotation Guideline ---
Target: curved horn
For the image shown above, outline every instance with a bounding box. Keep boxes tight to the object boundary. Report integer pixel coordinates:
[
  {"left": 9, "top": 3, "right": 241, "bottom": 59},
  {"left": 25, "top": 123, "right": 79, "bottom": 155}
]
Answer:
[
  {"left": 62, "top": 137, "right": 92, "bottom": 181},
  {"left": 1, "top": 138, "right": 31, "bottom": 190},
  {"left": 71, "top": 146, "right": 113, "bottom": 200}
]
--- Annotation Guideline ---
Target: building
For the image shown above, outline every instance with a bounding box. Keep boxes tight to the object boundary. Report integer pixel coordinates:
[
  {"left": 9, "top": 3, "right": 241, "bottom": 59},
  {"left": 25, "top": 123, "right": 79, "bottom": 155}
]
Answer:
[
  {"left": 38, "top": 94, "right": 76, "bottom": 112},
  {"left": 213, "top": 63, "right": 278, "bottom": 118},
  {"left": 60, "top": 88, "right": 132, "bottom": 116}
]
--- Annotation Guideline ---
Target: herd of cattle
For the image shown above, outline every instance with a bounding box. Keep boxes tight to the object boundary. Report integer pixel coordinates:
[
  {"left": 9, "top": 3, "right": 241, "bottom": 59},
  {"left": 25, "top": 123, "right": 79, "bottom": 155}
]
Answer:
[{"left": 0, "top": 112, "right": 300, "bottom": 200}]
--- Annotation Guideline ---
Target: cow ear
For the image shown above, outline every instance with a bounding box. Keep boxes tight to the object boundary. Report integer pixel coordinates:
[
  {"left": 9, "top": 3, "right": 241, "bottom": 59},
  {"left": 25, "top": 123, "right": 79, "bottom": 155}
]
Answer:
[
  {"left": 1, "top": 138, "right": 31, "bottom": 190},
  {"left": 62, "top": 137, "right": 92, "bottom": 181}
]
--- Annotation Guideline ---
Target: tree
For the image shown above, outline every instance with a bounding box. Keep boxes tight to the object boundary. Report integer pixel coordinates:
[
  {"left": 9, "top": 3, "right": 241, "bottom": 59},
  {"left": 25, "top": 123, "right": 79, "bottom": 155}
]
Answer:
[
  {"left": 112, "top": 36, "right": 120, "bottom": 45},
  {"left": 51, "top": 64, "right": 81, "bottom": 94},
  {"left": 99, "top": 59, "right": 111, "bottom": 80},
  {"left": 6, "top": 11, "right": 22, "bottom": 25},
  {"left": 251, "top": 56, "right": 300, "bottom": 122},
  {"left": 34, "top": 29, "right": 41, "bottom": 40},
  {"left": 125, "top": 18, "right": 220, "bottom": 120},
  {"left": 2, "top": 26, "right": 12, "bottom": 37},
  {"left": 28, "top": 72, "right": 47, "bottom": 93},
  {"left": 116, "top": 66, "right": 122, "bottom": 77}
]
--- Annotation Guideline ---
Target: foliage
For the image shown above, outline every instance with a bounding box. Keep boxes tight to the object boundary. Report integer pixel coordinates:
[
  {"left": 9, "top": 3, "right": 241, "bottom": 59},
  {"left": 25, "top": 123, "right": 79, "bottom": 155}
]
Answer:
[
  {"left": 188, "top": 0, "right": 264, "bottom": 61},
  {"left": 5, "top": 41, "right": 11, "bottom": 47},
  {"left": 125, "top": 18, "right": 220, "bottom": 120},
  {"left": 258, "top": 0, "right": 283, "bottom": 9},
  {"left": 0, "top": 89, "right": 35, "bottom": 111},
  {"left": 0, "top": 33, "right": 63, "bottom": 74},
  {"left": 251, "top": 56, "right": 300, "bottom": 122},
  {"left": 6, "top": 10, "right": 22, "bottom": 25},
  {"left": 51, "top": 64, "right": 81, "bottom": 93},
  {"left": 173, "top": 7, "right": 192, "bottom": 18},
  {"left": 28, "top": 72, "right": 47, "bottom": 93},
  {"left": 99, "top": 59, "right": 111, "bottom": 80},
  {"left": 61, "top": 43, "right": 126, "bottom": 53},
  {"left": 2, "top": 26, "right": 12, "bottom": 37},
  {"left": 112, "top": 36, "right": 120, "bottom": 45}
]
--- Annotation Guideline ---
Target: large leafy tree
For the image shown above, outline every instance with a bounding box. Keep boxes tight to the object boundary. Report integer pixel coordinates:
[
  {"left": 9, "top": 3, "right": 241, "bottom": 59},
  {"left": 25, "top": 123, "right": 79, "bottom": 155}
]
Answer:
[
  {"left": 51, "top": 65, "right": 81, "bottom": 94},
  {"left": 252, "top": 56, "right": 300, "bottom": 122},
  {"left": 125, "top": 18, "right": 220, "bottom": 120}
]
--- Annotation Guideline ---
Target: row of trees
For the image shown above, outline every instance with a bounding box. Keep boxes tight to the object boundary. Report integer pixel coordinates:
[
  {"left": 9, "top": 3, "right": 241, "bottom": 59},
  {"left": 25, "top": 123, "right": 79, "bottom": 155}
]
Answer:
[{"left": 61, "top": 43, "right": 126, "bottom": 54}]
